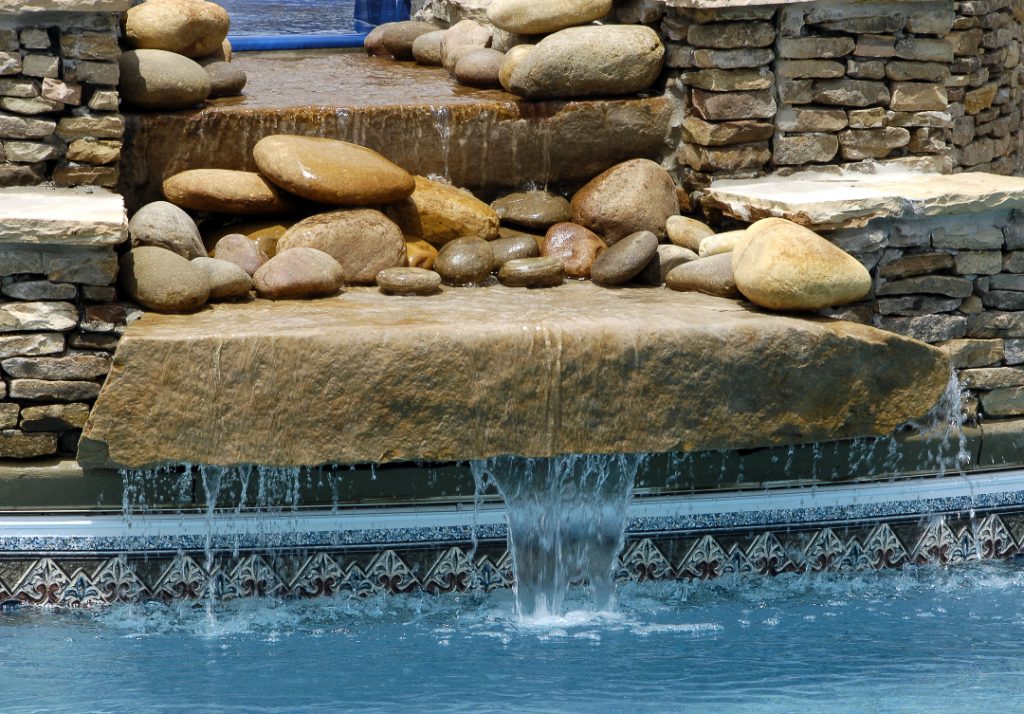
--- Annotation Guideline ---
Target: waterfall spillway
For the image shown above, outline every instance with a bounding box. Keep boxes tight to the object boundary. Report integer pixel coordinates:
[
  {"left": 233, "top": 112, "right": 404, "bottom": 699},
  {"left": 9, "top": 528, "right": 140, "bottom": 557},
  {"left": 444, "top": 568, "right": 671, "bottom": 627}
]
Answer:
[{"left": 471, "top": 454, "right": 647, "bottom": 619}]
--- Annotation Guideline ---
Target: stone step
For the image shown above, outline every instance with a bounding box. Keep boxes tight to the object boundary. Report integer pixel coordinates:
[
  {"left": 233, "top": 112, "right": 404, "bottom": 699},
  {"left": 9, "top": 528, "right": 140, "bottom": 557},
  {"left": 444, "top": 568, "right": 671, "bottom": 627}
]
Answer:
[{"left": 0, "top": 187, "right": 126, "bottom": 246}]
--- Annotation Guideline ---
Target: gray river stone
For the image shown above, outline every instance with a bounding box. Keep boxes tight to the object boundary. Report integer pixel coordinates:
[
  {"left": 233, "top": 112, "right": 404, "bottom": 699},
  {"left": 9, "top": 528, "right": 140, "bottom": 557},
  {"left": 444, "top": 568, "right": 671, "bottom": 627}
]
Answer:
[
  {"left": 119, "top": 246, "right": 210, "bottom": 313},
  {"left": 434, "top": 237, "right": 494, "bottom": 286},
  {"left": 497, "top": 256, "right": 565, "bottom": 287},
  {"left": 666, "top": 253, "right": 740, "bottom": 298},
  {"left": 253, "top": 247, "right": 345, "bottom": 300},
  {"left": 490, "top": 234, "right": 541, "bottom": 269},
  {"left": 191, "top": 257, "right": 253, "bottom": 301},
  {"left": 377, "top": 267, "right": 442, "bottom": 296},
  {"left": 128, "top": 200, "right": 206, "bottom": 260},
  {"left": 590, "top": 230, "right": 658, "bottom": 286}
]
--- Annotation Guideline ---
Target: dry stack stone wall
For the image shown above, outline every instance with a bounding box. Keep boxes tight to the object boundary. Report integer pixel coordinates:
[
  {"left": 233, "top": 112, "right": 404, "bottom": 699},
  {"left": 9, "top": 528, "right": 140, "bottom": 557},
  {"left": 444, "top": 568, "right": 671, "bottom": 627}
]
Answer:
[
  {"left": 664, "top": 0, "right": 1024, "bottom": 193},
  {"left": 0, "top": 4, "right": 127, "bottom": 189}
]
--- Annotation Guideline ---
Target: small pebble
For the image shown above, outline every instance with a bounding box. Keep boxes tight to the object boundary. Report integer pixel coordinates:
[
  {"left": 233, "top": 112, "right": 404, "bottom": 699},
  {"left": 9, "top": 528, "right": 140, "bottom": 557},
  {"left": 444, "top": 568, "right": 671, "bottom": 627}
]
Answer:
[{"left": 376, "top": 267, "right": 442, "bottom": 296}]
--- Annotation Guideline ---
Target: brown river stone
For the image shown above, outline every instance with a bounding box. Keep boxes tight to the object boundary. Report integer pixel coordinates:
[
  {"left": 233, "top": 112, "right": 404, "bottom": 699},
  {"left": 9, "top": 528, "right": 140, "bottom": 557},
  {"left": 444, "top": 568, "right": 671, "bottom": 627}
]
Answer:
[
  {"left": 163, "top": 169, "right": 295, "bottom": 215},
  {"left": 541, "top": 222, "right": 606, "bottom": 278}
]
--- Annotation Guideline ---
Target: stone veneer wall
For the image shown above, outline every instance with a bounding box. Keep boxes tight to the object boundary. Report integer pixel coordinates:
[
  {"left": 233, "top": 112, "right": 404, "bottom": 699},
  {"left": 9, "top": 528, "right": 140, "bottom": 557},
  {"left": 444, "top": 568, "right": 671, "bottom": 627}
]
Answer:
[
  {"left": 0, "top": 1, "right": 128, "bottom": 188},
  {"left": 661, "top": 0, "right": 1024, "bottom": 193}
]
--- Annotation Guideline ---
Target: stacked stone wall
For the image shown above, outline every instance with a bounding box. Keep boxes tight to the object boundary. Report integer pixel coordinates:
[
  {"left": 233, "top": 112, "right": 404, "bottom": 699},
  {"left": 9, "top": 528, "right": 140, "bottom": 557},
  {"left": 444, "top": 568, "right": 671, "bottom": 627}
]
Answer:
[{"left": 0, "top": 10, "right": 125, "bottom": 189}]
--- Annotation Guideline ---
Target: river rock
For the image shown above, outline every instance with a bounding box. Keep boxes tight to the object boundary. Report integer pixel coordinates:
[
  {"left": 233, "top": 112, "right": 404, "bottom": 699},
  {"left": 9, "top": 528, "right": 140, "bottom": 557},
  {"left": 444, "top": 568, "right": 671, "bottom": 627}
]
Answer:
[
  {"left": 405, "top": 239, "right": 439, "bottom": 269},
  {"left": 590, "top": 230, "right": 658, "bottom": 286},
  {"left": 508, "top": 25, "right": 664, "bottom": 99},
  {"left": 441, "top": 20, "right": 493, "bottom": 72},
  {"left": 364, "top": 23, "right": 392, "bottom": 56},
  {"left": 253, "top": 247, "right": 344, "bottom": 300},
  {"left": 498, "top": 257, "right": 565, "bottom": 288},
  {"left": 541, "top": 222, "right": 606, "bottom": 278},
  {"left": 163, "top": 169, "right": 295, "bottom": 215},
  {"left": 253, "top": 135, "right": 415, "bottom": 206},
  {"left": 124, "top": 0, "right": 230, "bottom": 58},
  {"left": 205, "top": 220, "right": 289, "bottom": 257},
  {"left": 665, "top": 253, "right": 740, "bottom": 298},
  {"left": 699, "top": 230, "right": 747, "bottom": 257},
  {"left": 387, "top": 176, "right": 499, "bottom": 246},
  {"left": 191, "top": 256, "right": 253, "bottom": 300},
  {"left": 636, "top": 244, "right": 699, "bottom": 285},
  {"left": 732, "top": 218, "right": 872, "bottom": 311},
  {"left": 455, "top": 48, "right": 505, "bottom": 88},
  {"left": 487, "top": 0, "right": 612, "bottom": 34},
  {"left": 118, "top": 49, "right": 211, "bottom": 110},
  {"left": 119, "top": 246, "right": 210, "bottom": 313},
  {"left": 376, "top": 267, "right": 442, "bottom": 296},
  {"left": 489, "top": 234, "right": 540, "bottom": 269},
  {"left": 492, "top": 190, "right": 570, "bottom": 231},
  {"left": 571, "top": 159, "right": 678, "bottom": 244},
  {"left": 434, "top": 237, "right": 494, "bottom": 286},
  {"left": 203, "top": 61, "right": 247, "bottom": 98},
  {"left": 212, "top": 233, "right": 269, "bottom": 276},
  {"left": 276, "top": 209, "right": 406, "bottom": 285},
  {"left": 412, "top": 30, "right": 445, "bottom": 65},
  {"left": 382, "top": 21, "right": 440, "bottom": 60},
  {"left": 128, "top": 200, "right": 206, "bottom": 259},
  {"left": 666, "top": 215, "right": 714, "bottom": 252},
  {"left": 499, "top": 44, "right": 533, "bottom": 92}
]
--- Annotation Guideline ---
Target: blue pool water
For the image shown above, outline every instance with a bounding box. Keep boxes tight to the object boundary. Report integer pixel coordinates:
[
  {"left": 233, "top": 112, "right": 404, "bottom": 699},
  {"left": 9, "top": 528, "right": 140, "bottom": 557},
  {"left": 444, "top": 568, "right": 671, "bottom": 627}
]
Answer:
[
  {"left": 219, "top": 0, "right": 359, "bottom": 35},
  {"left": 3, "top": 561, "right": 1024, "bottom": 713}
]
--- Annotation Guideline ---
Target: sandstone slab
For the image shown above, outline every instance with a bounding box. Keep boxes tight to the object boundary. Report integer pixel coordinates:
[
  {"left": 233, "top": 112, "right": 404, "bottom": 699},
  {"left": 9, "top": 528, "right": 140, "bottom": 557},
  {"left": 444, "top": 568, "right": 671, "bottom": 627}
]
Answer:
[
  {"left": 0, "top": 187, "right": 125, "bottom": 246},
  {"left": 79, "top": 283, "right": 952, "bottom": 469}
]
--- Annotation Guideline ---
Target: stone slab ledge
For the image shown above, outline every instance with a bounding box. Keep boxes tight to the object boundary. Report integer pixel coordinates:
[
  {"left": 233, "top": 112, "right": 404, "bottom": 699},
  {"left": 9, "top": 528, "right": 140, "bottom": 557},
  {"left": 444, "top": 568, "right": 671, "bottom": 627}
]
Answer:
[
  {"left": 0, "top": 187, "right": 126, "bottom": 247},
  {"left": 0, "top": 0, "right": 132, "bottom": 12}
]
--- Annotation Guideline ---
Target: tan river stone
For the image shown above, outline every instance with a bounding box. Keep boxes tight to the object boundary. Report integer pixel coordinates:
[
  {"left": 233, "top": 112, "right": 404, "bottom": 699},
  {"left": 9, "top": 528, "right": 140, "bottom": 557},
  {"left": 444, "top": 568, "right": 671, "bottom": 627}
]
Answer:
[{"left": 80, "top": 283, "right": 950, "bottom": 469}]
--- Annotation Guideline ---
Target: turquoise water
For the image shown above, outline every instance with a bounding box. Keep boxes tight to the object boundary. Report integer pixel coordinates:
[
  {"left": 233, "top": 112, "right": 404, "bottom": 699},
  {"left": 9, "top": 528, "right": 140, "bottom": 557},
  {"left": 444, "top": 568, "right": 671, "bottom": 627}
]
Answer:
[{"left": 2, "top": 561, "right": 1023, "bottom": 713}]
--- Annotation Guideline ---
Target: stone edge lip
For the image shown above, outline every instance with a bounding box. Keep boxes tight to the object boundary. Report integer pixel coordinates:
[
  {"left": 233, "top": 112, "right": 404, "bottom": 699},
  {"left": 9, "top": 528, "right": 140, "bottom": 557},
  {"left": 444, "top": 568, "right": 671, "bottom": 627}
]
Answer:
[
  {"left": 0, "top": 0, "right": 132, "bottom": 11},
  {"left": 0, "top": 188, "right": 127, "bottom": 247}
]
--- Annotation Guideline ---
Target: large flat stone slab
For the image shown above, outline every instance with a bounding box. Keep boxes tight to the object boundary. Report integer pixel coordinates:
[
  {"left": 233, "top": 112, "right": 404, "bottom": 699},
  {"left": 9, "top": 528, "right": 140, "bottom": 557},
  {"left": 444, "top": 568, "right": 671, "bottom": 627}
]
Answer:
[
  {"left": 703, "top": 169, "right": 1024, "bottom": 230},
  {"left": 0, "top": 0, "right": 130, "bottom": 10},
  {"left": 79, "top": 283, "right": 951, "bottom": 469},
  {"left": 0, "top": 188, "right": 126, "bottom": 247},
  {"left": 120, "top": 53, "right": 673, "bottom": 210}
]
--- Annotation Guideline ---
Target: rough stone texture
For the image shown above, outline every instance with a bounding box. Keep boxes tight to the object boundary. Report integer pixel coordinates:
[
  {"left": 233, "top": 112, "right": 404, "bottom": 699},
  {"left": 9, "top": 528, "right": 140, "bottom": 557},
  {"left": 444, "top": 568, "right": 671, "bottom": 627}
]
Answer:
[
  {"left": 78, "top": 283, "right": 952, "bottom": 469},
  {"left": 0, "top": 188, "right": 125, "bottom": 246},
  {"left": 0, "top": 302, "right": 78, "bottom": 332}
]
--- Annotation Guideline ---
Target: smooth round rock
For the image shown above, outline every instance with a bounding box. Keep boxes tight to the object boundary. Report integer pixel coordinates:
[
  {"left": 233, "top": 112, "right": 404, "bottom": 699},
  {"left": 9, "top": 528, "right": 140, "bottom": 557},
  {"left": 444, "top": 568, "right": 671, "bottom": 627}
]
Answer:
[
  {"left": 487, "top": 0, "right": 612, "bottom": 35},
  {"left": 376, "top": 267, "right": 442, "bottom": 296},
  {"left": 491, "top": 190, "right": 570, "bottom": 231},
  {"left": 382, "top": 21, "right": 439, "bottom": 60},
  {"left": 666, "top": 215, "right": 714, "bottom": 252},
  {"left": 204, "top": 219, "right": 291, "bottom": 256},
  {"left": 163, "top": 169, "right": 294, "bottom": 215},
  {"left": 128, "top": 200, "right": 206, "bottom": 259},
  {"left": 440, "top": 19, "right": 492, "bottom": 72},
  {"left": 253, "top": 135, "right": 415, "bottom": 207},
  {"left": 540, "top": 222, "right": 606, "bottom": 278},
  {"left": 203, "top": 61, "right": 247, "bottom": 98},
  {"left": 405, "top": 239, "right": 438, "bottom": 269},
  {"left": 732, "top": 218, "right": 872, "bottom": 311},
  {"left": 277, "top": 209, "right": 406, "bottom": 285},
  {"left": 665, "top": 253, "right": 740, "bottom": 298},
  {"left": 118, "top": 49, "right": 211, "bottom": 110},
  {"left": 508, "top": 25, "right": 664, "bottom": 99},
  {"left": 498, "top": 256, "right": 565, "bottom": 288},
  {"left": 387, "top": 176, "right": 499, "bottom": 246},
  {"left": 434, "top": 237, "right": 494, "bottom": 286},
  {"left": 636, "top": 244, "right": 699, "bottom": 286},
  {"left": 253, "top": 247, "right": 344, "bottom": 300},
  {"left": 699, "top": 230, "right": 746, "bottom": 258},
  {"left": 571, "top": 158, "right": 679, "bottom": 245},
  {"left": 499, "top": 44, "right": 533, "bottom": 92},
  {"left": 124, "top": 0, "right": 230, "bottom": 58},
  {"left": 489, "top": 234, "right": 540, "bottom": 269},
  {"left": 412, "top": 30, "right": 445, "bottom": 65},
  {"left": 119, "top": 246, "right": 210, "bottom": 313},
  {"left": 191, "top": 256, "right": 253, "bottom": 300},
  {"left": 364, "top": 23, "right": 393, "bottom": 56},
  {"left": 455, "top": 48, "right": 505, "bottom": 88},
  {"left": 212, "top": 233, "right": 269, "bottom": 276},
  {"left": 590, "top": 230, "right": 658, "bottom": 286}
]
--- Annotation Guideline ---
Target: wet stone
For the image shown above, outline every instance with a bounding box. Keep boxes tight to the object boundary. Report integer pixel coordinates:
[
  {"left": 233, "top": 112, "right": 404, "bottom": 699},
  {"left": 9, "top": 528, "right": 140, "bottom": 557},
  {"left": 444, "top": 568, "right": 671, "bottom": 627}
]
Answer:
[
  {"left": 666, "top": 215, "right": 714, "bottom": 252},
  {"left": 489, "top": 234, "right": 540, "bottom": 269},
  {"left": 497, "top": 256, "right": 565, "bottom": 288},
  {"left": 590, "top": 230, "right": 658, "bottom": 286},
  {"left": 541, "top": 222, "right": 606, "bottom": 279},
  {"left": 191, "top": 257, "right": 253, "bottom": 301},
  {"left": 253, "top": 247, "right": 344, "bottom": 300},
  {"left": 405, "top": 240, "right": 438, "bottom": 270},
  {"left": 434, "top": 237, "right": 494, "bottom": 286},
  {"left": 376, "top": 267, "right": 442, "bottom": 296},
  {"left": 212, "top": 234, "right": 269, "bottom": 277},
  {"left": 636, "top": 244, "right": 699, "bottom": 286},
  {"left": 491, "top": 190, "right": 571, "bottom": 231},
  {"left": 665, "top": 253, "right": 739, "bottom": 298}
]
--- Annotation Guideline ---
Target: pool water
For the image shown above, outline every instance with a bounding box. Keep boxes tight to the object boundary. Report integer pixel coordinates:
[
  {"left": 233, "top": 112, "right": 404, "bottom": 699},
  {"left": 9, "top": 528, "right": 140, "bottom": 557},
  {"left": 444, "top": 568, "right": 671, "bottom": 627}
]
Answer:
[
  {"left": 219, "top": 0, "right": 358, "bottom": 36},
  {"left": 2, "top": 560, "right": 1023, "bottom": 713}
]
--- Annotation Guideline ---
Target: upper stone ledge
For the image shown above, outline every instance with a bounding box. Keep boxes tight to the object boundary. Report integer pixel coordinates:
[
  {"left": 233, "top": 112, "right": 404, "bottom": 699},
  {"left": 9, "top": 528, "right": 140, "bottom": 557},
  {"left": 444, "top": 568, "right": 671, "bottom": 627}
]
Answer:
[
  {"left": 0, "top": 0, "right": 132, "bottom": 11},
  {"left": 0, "top": 187, "right": 127, "bottom": 247},
  {"left": 703, "top": 169, "right": 1024, "bottom": 230},
  {"left": 666, "top": 0, "right": 940, "bottom": 6}
]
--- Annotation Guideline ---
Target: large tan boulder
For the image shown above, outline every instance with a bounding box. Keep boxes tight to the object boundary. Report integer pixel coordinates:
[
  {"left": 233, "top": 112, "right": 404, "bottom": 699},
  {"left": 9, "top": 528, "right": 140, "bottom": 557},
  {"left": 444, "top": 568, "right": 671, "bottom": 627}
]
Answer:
[
  {"left": 119, "top": 246, "right": 210, "bottom": 313},
  {"left": 732, "top": 217, "right": 872, "bottom": 311},
  {"left": 387, "top": 176, "right": 499, "bottom": 246},
  {"left": 253, "top": 135, "right": 415, "bottom": 206},
  {"left": 124, "top": 0, "right": 230, "bottom": 59},
  {"left": 488, "top": 0, "right": 611, "bottom": 34},
  {"left": 277, "top": 209, "right": 406, "bottom": 285},
  {"left": 570, "top": 158, "right": 678, "bottom": 244},
  {"left": 163, "top": 169, "right": 295, "bottom": 215},
  {"left": 508, "top": 25, "right": 663, "bottom": 99},
  {"left": 118, "top": 49, "right": 211, "bottom": 111}
]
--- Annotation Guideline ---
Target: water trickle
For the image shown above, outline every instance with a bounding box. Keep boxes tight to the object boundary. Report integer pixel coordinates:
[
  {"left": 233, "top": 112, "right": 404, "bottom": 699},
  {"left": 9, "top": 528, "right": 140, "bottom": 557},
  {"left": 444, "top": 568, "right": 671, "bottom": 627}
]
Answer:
[
  {"left": 471, "top": 453, "right": 647, "bottom": 619},
  {"left": 430, "top": 106, "right": 453, "bottom": 183}
]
